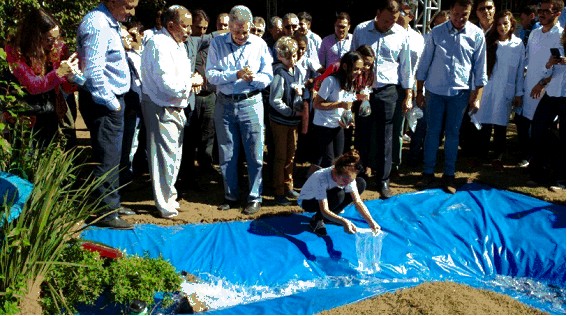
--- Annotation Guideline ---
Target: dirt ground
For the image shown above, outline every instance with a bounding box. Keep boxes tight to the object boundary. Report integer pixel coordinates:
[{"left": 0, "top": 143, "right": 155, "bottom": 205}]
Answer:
[{"left": 75, "top": 113, "right": 561, "bottom": 314}]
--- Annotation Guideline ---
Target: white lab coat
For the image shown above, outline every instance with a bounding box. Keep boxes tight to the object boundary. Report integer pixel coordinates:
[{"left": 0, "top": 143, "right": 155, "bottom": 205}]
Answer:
[{"left": 477, "top": 35, "right": 525, "bottom": 126}]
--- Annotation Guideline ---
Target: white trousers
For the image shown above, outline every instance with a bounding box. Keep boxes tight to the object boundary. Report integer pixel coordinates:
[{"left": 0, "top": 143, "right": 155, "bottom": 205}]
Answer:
[{"left": 141, "top": 96, "right": 186, "bottom": 215}]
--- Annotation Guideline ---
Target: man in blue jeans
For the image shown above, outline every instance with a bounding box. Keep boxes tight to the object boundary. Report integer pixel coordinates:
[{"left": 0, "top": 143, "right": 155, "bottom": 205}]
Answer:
[
  {"left": 415, "top": 0, "right": 487, "bottom": 193},
  {"left": 77, "top": 0, "right": 139, "bottom": 229},
  {"left": 206, "top": 5, "right": 273, "bottom": 215}
]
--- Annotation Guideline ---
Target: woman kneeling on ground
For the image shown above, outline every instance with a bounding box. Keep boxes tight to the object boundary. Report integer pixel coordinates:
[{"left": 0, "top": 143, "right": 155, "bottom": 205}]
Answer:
[{"left": 298, "top": 149, "right": 380, "bottom": 237}]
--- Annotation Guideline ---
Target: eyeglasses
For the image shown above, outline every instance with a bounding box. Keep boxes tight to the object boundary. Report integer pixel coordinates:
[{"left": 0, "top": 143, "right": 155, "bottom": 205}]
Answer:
[
  {"left": 284, "top": 24, "right": 298, "bottom": 30},
  {"left": 537, "top": 8, "right": 557, "bottom": 15},
  {"left": 477, "top": 5, "right": 494, "bottom": 11},
  {"left": 251, "top": 27, "right": 264, "bottom": 33}
]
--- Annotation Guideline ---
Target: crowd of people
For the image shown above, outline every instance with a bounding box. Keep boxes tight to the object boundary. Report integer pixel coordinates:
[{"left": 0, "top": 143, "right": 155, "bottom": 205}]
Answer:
[{"left": 4, "top": 0, "right": 565, "bottom": 234}]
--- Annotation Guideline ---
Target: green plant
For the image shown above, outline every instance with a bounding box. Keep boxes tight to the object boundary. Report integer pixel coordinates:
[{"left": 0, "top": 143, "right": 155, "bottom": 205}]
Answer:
[
  {"left": 41, "top": 243, "right": 183, "bottom": 314},
  {"left": 108, "top": 253, "right": 182, "bottom": 309},
  {"left": 41, "top": 240, "right": 109, "bottom": 314},
  {"left": 0, "top": 134, "right": 109, "bottom": 314}
]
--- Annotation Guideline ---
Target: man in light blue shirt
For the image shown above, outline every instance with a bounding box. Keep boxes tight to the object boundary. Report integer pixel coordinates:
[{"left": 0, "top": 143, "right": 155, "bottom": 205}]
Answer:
[
  {"left": 350, "top": 0, "right": 413, "bottom": 199},
  {"left": 206, "top": 5, "right": 273, "bottom": 215},
  {"left": 77, "top": 0, "right": 139, "bottom": 229},
  {"left": 415, "top": 0, "right": 487, "bottom": 193}
]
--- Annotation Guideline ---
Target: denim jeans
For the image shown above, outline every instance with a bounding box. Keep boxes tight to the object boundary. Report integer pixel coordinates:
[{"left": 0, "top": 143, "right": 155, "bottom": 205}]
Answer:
[
  {"left": 423, "top": 90, "right": 469, "bottom": 176},
  {"left": 79, "top": 89, "right": 125, "bottom": 217},
  {"left": 214, "top": 93, "right": 264, "bottom": 203}
]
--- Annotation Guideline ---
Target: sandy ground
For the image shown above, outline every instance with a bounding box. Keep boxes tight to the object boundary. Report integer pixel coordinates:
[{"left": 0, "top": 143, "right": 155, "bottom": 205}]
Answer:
[{"left": 75, "top": 114, "right": 551, "bottom": 314}]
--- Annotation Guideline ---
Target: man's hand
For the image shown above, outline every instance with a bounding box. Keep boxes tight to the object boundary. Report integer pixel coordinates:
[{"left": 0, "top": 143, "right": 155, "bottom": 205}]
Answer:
[{"left": 238, "top": 65, "right": 254, "bottom": 82}]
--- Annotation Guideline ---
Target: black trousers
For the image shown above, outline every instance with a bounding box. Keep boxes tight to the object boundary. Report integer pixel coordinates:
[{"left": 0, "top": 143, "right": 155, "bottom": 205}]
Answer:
[
  {"left": 356, "top": 85, "right": 397, "bottom": 182},
  {"left": 79, "top": 89, "right": 125, "bottom": 217}
]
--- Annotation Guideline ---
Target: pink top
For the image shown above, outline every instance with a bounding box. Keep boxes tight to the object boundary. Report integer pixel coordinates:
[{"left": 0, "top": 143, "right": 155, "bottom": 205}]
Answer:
[{"left": 5, "top": 41, "right": 75, "bottom": 95}]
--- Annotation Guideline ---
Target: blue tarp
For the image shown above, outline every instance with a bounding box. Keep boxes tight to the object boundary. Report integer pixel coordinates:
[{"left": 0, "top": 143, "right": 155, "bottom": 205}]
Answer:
[
  {"left": 81, "top": 183, "right": 566, "bottom": 314},
  {"left": 0, "top": 171, "right": 33, "bottom": 227}
]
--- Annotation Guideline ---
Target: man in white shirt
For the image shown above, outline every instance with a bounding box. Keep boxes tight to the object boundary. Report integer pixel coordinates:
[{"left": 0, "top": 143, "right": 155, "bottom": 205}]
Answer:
[
  {"left": 519, "top": 0, "right": 564, "bottom": 168},
  {"left": 392, "top": 0, "right": 424, "bottom": 176},
  {"left": 350, "top": 0, "right": 413, "bottom": 199},
  {"left": 141, "top": 5, "right": 195, "bottom": 219}
]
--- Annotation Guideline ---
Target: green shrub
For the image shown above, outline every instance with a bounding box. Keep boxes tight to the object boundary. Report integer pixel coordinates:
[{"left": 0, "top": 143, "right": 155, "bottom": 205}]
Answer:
[
  {"left": 41, "top": 243, "right": 183, "bottom": 314},
  {"left": 108, "top": 253, "right": 182, "bottom": 309},
  {"left": 41, "top": 240, "right": 109, "bottom": 314}
]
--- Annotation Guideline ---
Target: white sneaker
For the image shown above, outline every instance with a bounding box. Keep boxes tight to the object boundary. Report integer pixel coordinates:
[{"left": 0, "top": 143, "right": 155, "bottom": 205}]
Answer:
[
  {"left": 159, "top": 209, "right": 178, "bottom": 219},
  {"left": 517, "top": 159, "right": 530, "bottom": 168}
]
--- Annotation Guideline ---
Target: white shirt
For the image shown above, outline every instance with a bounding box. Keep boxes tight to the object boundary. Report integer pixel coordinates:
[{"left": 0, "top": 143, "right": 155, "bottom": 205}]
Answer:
[
  {"left": 126, "top": 49, "right": 142, "bottom": 102},
  {"left": 298, "top": 167, "right": 357, "bottom": 207},
  {"left": 141, "top": 28, "right": 192, "bottom": 108},
  {"left": 477, "top": 35, "right": 525, "bottom": 126},
  {"left": 351, "top": 21, "right": 413, "bottom": 89},
  {"left": 314, "top": 76, "right": 355, "bottom": 128},
  {"left": 401, "top": 26, "right": 425, "bottom": 84},
  {"left": 523, "top": 23, "right": 564, "bottom": 120},
  {"left": 544, "top": 47, "right": 566, "bottom": 98}
]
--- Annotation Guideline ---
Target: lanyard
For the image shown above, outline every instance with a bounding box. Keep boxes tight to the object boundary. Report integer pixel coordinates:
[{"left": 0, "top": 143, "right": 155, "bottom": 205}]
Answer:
[{"left": 229, "top": 42, "right": 247, "bottom": 68}]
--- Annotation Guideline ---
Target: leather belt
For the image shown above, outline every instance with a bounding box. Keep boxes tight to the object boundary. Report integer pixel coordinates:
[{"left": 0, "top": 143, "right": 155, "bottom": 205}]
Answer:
[
  {"left": 220, "top": 90, "right": 260, "bottom": 102},
  {"left": 372, "top": 84, "right": 395, "bottom": 93}
]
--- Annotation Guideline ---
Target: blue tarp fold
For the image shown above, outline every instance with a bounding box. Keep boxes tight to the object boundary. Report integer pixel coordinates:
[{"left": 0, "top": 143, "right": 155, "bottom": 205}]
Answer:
[{"left": 81, "top": 183, "right": 566, "bottom": 314}]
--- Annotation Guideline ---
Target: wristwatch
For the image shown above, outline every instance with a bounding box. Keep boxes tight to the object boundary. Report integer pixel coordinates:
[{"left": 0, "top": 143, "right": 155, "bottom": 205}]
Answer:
[{"left": 538, "top": 79, "right": 548, "bottom": 87}]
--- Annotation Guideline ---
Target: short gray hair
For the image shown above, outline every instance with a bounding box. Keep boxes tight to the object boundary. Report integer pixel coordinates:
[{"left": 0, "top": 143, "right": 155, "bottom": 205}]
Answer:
[{"left": 229, "top": 5, "right": 253, "bottom": 24}]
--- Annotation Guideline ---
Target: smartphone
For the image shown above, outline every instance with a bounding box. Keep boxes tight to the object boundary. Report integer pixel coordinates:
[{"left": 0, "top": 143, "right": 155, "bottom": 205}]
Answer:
[{"left": 550, "top": 48, "right": 562, "bottom": 58}]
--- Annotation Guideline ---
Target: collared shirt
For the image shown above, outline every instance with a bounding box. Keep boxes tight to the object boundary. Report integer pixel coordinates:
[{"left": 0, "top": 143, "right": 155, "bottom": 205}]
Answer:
[
  {"left": 306, "top": 30, "right": 322, "bottom": 64},
  {"left": 400, "top": 26, "right": 425, "bottom": 85},
  {"left": 518, "top": 21, "right": 541, "bottom": 47},
  {"left": 319, "top": 33, "right": 352, "bottom": 69},
  {"left": 523, "top": 23, "right": 564, "bottom": 119},
  {"left": 205, "top": 32, "right": 273, "bottom": 95},
  {"left": 416, "top": 21, "right": 487, "bottom": 96},
  {"left": 351, "top": 21, "right": 413, "bottom": 89},
  {"left": 544, "top": 46, "right": 566, "bottom": 98},
  {"left": 77, "top": 3, "right": 130, "bottom": 111},
  {"left": 141, "top": 28, "right": 192, "bottom": 108}
]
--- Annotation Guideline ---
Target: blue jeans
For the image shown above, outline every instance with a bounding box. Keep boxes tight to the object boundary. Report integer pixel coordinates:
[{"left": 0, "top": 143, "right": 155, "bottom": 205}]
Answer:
[
  {"left": 79, "top": 89, "right": 125, "bottom": 217},
  {"left": 214, "top": 93, "right": 264, "bottom": 203},
  {"left": 423, "top": 91, "right": 469, "bottom": 176}
]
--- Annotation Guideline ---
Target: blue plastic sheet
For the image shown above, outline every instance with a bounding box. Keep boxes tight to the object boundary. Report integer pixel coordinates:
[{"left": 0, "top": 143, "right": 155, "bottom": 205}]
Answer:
[
  {"left": 81, "top": 183, "right": 566, "bottom": 314},
  {"left": 0, "top": 171, "right": 33, "bottom": 227}
]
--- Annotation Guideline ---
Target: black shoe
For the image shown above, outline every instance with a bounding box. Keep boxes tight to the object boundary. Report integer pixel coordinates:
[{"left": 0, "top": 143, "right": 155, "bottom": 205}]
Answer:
[
  {"left": 416, "top": 173, "right": 436, "bottom": 189},
  {"left": 285, "top": 189, "right": 300, "bottom": 199},
  {"left": 243, "top": 202, "right": 261, "bottom": 215},
  {"left": 94, "top": 216, "right": 134, "bottom": 230},
  {"left": 217, "top": 199, "right": 239, "bottom": 211},
  {"left": 117, "top": 206, "right": 136, "bottom": 216},
  {"left": 309, "top": 217, "right": 327, "bottom": 237},
  {"left": 275, "top": 195, "right": 292, "bottom": 206},
  {"left": 187, "top": 181, "right": 206, "bottom": 192},
  {"left": 442, "top": 174, "right": 457, "bottom": 194},
  {"left": 378, "top": 180, "right": 392, "bottom": 199}
]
